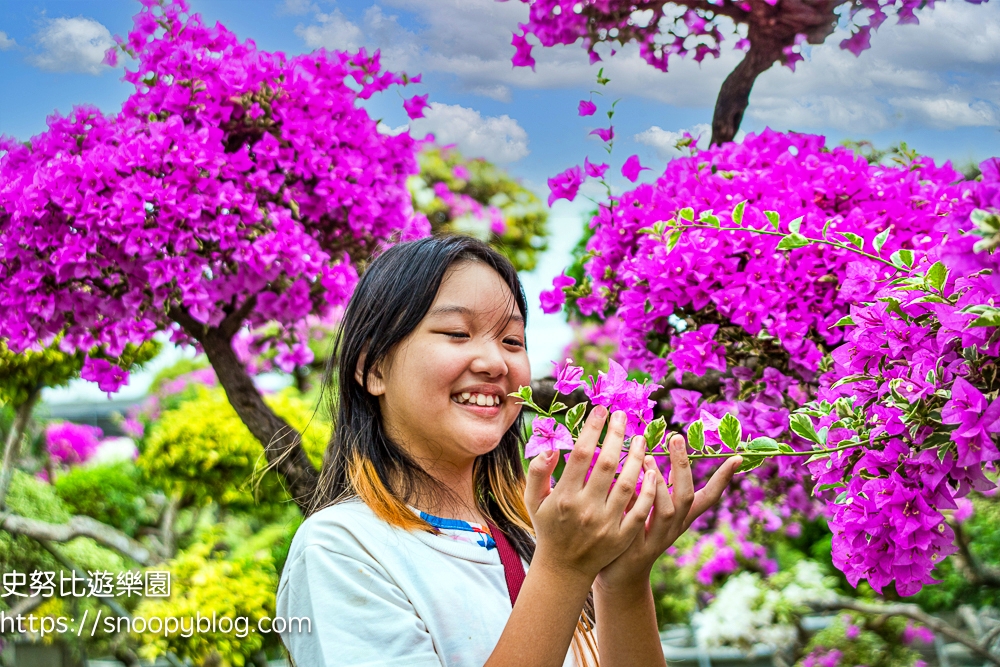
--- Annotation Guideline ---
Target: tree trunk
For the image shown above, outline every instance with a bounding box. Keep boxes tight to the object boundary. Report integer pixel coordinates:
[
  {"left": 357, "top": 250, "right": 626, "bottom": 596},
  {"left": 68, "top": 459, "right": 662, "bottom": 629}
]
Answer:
[
  {"left": 710, "top": 38, "right": 785, "bottom": 145},
  {"left": 199, "top": 329, "right": 319, "bottom": 513},
  {"left": 0, "top": 386, "right": 40, "bottom": 508}
]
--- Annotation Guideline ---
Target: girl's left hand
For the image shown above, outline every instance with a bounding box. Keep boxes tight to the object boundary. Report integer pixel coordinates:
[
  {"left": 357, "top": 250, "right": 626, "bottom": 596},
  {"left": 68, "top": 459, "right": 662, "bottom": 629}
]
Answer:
[{"left": 594, "top": 434, "right": 742, "bottom": 594}]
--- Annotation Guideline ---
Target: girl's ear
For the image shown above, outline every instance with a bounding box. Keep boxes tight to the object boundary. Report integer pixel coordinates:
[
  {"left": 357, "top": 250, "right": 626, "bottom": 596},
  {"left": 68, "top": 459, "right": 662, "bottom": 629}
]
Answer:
[{"left": 355, "top": 347, "right": 386, "bottom": 396}]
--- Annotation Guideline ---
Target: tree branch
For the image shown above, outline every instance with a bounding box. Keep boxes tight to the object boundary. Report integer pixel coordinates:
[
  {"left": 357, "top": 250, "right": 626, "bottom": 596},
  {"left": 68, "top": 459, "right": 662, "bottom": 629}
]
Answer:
[
  {"left": 0, "top": 387, "right": 40, "bottom": 508},
  {"left": 808, "top": 598, "right": 1000, "bottom": 667},
  {"left": 1, "top": 512, "right": 156, "bottom": 566}
]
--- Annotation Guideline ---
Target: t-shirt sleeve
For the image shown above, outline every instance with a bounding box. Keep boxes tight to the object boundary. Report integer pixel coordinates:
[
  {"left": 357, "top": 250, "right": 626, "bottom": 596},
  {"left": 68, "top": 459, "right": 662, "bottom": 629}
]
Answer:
[{"left": 277, "top": 544, "right": 443, "bottom": 667}]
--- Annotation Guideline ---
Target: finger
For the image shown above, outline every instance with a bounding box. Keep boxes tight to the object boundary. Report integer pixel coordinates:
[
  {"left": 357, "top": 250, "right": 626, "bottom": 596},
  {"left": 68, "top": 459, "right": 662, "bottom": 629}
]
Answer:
[
  {"left": 621, "top": 458, "right": 657, "bottom": 536},
  {"left": 648, "top": 458, "right": 676, "bottom": 538},
  {"left": 683, "top": 455, "right": 742, "bottom": 531},
  {"left": 667, "top": 434, "right": 695, "bottom": 522},
  {"left": 524, "top": 449, "right": 559, "bottom": 516},
  {"left": 585, "top": 410, "right": 628, "bottom": 499},
  {"left": 607, "top": 433, "right": 647, "bottom": 512},
  {"left": 559, "top": 405, "right": 607, "bottom": 489}
]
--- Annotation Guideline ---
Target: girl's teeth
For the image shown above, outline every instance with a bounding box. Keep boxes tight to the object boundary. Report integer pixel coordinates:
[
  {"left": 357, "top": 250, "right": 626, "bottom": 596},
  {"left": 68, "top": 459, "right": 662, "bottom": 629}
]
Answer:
[{"left": 453, "top": 392, "right": 501, "bottom": 406}]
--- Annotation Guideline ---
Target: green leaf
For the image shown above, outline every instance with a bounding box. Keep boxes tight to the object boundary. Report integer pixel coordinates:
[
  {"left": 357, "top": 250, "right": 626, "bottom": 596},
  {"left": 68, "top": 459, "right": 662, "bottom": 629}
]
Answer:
[
  {"left": 925, "top": 261, "right": 948, "bottom": 292},
  {"left": 732, "top": 200, "right": 747, "bottom": 225},
  {"left": 565, "top": 402, "right": 588, "bottom": 434},
  {"left": 643, "top": 416, "right": 667, "bottom": 449},
  {"left": 718, "top": 413, "right": 742, "bottom": 450},
  {"left": 703, "top": 215, "right": 721, "bottom": 229},
  {"left": 821, "top": 219, "right": 833, "bottom": 239},
  {"left": 833, "top": 315, "right": 855, "bottom": 327},
  {"left": 687, "top": 420, "right": 705, "bottom": 452},
  {"left": 666, "top": 229, "right": 683, "bottom": 250},
  {"left": 841, "top": 232, "right": 864, "bottom": 250},
  {"left": 746, "top": 437, "right": 780, "bottom": 453},
  {"left": 777, "top": 443, "right": 795, "bottom": 454},
  {"left": 764, "top": 210, "right": 780, "bottom": 230},
  {"left": 890, "top": 249, "right": 914, "bottom": 268},
  {"left": 678, "top": 207, "right": 694, "bottom": 221},
  {"left": 548, "top": 401, "right": 568, "bottom": 414},
  {"left": 510, "top": 385, "right": 544, "bottom": 413},
  {"left": 776, "top": 233, "right": 811, "bottom": 250},
  {"left": 970, "top": 306, "right": 1000, "bottom": 327},
  {"left": 788, "top": 216, "right": 804, "bottom": 234},
  {"left": 736, "top": 455, "right": 765, "bottom": 473},
  {"left": 789, "top": 413, "right": 822, "bottom": 444},
  {"left": 873, "top": 227, "right": 891, "bottom": 254}
]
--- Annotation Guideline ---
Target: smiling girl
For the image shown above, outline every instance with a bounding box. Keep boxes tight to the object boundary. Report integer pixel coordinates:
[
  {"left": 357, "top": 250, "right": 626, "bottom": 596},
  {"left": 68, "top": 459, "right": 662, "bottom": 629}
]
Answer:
[{"left": 276, "top": 235, "right": 741, "bottom": 667}]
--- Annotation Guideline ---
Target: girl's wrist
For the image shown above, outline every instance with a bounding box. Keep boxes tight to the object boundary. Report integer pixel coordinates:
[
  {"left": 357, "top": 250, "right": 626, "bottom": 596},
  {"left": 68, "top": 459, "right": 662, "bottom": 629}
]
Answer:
[
  {"left": 594, "top": 567, "right": 654, "bottom": 601},
  {"left": 530, "top": 547, "right": 598, "bottom": 594}
]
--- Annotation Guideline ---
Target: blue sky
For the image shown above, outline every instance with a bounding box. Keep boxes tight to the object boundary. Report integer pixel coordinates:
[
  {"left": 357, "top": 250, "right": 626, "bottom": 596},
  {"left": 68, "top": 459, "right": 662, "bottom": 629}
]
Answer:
[{"left": 2, "top": 0, "right": 999, "bottom": 397}]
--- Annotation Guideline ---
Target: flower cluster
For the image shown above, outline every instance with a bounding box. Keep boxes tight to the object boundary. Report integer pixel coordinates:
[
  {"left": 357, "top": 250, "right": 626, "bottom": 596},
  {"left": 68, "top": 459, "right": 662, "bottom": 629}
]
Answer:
[
  {"left": 45, "top": 422, "right": 104, "bottom": 466},
  {"left": 541, "top": 120, "right": 999, "bottom": 596},
  {"left": 517, "top": 358, "right": 663, "bottom": 463},
  {"left": 0, "top": 0, "right": 428, "bottom": 391}
]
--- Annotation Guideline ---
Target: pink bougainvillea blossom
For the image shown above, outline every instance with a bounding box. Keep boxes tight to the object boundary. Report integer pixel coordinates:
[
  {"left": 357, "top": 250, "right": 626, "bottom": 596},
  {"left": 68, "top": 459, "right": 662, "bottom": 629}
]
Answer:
[
  {"left": 578, "top": 100, "right": 597, "bottom": 116},
  {"left": 525, "top": 417, "right": 574, "bottom": 458},
  {"left": 547, "top": 165, "right": 584, "bottom": 206}
]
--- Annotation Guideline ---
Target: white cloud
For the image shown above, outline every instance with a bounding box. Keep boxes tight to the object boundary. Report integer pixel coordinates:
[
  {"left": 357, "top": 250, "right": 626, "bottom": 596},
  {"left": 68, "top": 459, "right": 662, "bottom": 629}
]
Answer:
[
  {"left": 410, "top": 102, "right": 529, "bottom": 163},
  {"left": 634, "top": 124, "right": 713, "bottom": 159},
  {"left": 295, "top": 9, "right": 364, "bottom": 51},
  {"left": 0, "top": 31, "right": 16, "bottom": 51},
  {"left": 290, "top": 0, "right": 1000, "bottom": 134},
  {"left": 30, "top": 17, "right": 113, "bottom": 75},
  {"left": 748, "top": 1, "right": 1000, "bottom": 132}
]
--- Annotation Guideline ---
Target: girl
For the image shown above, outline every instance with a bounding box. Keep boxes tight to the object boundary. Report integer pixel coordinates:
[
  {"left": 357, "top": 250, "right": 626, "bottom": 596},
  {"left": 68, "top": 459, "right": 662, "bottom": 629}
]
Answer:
[{"left": 276, "top": 235, "right": 741, "bottom": 666}]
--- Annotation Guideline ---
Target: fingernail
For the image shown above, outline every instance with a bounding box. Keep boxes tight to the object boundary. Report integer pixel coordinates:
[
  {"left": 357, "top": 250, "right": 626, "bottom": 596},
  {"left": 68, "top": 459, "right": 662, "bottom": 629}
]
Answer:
[
  {"left": 611, "top": 410, "right": 625, "bottom": 427},
  {"left": 592, "top": 405, "right": 607, "bottom": 420}
]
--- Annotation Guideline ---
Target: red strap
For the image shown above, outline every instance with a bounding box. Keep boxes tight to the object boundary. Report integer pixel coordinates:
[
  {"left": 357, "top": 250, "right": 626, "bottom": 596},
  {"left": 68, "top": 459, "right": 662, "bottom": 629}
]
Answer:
[{"left": 486, "top": 520, "right": 526, "bottom": 606}]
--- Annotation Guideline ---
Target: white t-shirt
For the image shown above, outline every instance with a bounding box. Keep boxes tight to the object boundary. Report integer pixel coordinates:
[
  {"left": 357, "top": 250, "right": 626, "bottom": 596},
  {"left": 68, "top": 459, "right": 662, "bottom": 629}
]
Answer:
[{"left": 275, "top": 499, "right": 583, "bottom": 667}]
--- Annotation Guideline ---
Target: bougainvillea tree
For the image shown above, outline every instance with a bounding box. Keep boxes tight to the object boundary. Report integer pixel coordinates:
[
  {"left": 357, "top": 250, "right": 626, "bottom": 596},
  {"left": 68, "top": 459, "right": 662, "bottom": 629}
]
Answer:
[
  {"left": 538, "top": 115, "right": 999, "bottom": 598},
  {"left": 413, "top": 145, "right": 549, "bottom": 271},
  {"left": 505, "top": 0, "right": 991, "bottom": 143},
  {"left": 0, "top": 0, "right": 431, "bottom": 509}
]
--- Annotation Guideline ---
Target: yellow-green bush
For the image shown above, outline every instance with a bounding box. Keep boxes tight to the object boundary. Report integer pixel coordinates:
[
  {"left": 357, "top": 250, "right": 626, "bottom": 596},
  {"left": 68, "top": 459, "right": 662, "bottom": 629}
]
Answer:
[
  {"left": 54, "top": 462, "right": 150, "bottom": 537},
  {"left": 138, "top": 386, "right": 328, "bottom": 511},
  {"left": 131, "top": 534, "right": 280, "bottom": 666},
  {"left": 0, "top": 472, "right": 131, "bottom": 656}
]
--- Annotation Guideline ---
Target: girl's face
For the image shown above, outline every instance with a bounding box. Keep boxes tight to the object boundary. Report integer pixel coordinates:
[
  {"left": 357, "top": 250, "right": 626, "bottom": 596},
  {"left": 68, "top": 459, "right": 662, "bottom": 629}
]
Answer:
[{"left": 364, "top": 261, "right": 530, "bottom": 469}]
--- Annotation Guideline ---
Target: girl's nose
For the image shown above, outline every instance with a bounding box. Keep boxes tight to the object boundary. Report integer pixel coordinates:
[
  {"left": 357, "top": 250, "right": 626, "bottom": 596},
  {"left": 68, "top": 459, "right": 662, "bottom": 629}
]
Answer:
[{"left": 469, "top": 338, "right": 509, "bottom": 377}]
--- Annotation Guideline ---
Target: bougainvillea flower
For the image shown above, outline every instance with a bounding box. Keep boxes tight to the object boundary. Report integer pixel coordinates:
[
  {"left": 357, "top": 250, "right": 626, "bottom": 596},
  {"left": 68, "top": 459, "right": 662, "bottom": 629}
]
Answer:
[
  {"left": 621, "top": 154, "right": 650, "bottom": 182},
  {"left": 525, "top": 417, "right": 574, "bottom": 458},
  {"left": 403, "top": 94, "right": 430, "bottom": 119},
  {"left": 589, "top": 126, "right": 614, "bottom": 142},
  {"left": 552, "top": 358, "right": 585, "bottom": 394},
  {"left": 584, "top": 156, "right": 609, "bottom": 178},
  {"left": 941, "top": 377, "right": 1000, "bottom": 467},
  {"left": 578, "top": 100, "right": 597, "bottom": 116},
  {"left": 546, "top": 165, "right": 584, "bottom": 206}
]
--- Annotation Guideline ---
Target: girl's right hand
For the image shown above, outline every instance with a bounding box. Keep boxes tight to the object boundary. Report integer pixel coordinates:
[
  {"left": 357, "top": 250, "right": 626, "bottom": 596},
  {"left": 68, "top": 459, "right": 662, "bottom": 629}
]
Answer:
[{"left": 524, "top": 405, "right": 657, "bottom": 583}]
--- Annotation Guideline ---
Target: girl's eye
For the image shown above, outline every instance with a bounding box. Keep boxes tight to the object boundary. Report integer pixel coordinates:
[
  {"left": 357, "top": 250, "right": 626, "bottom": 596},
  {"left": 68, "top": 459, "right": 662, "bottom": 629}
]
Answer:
[
  {"left": 504, "top": 338, "right": 524, "bottom": 348},
  {"left": 444, "top": 332, "right": 469, "bottom": 339}
]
